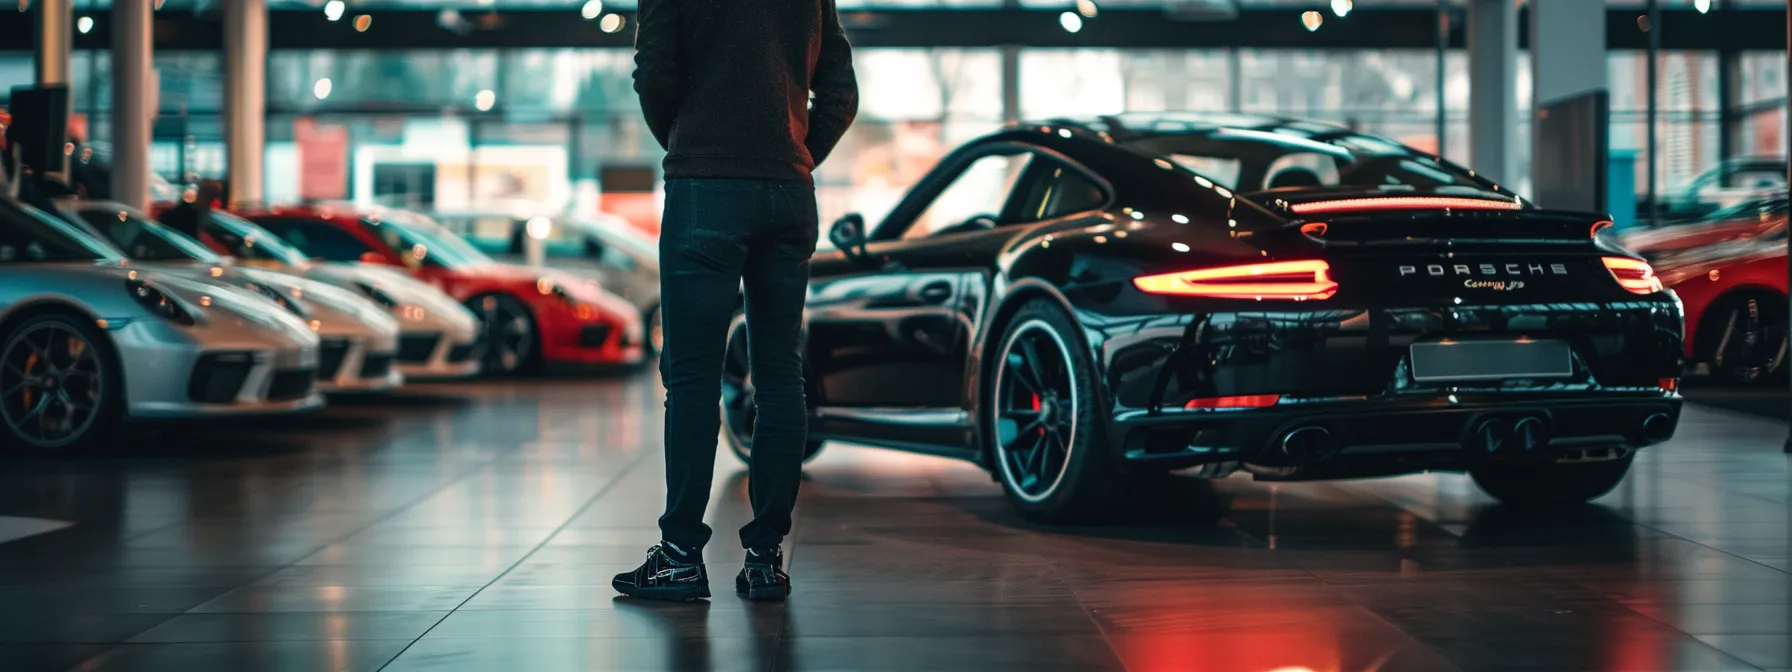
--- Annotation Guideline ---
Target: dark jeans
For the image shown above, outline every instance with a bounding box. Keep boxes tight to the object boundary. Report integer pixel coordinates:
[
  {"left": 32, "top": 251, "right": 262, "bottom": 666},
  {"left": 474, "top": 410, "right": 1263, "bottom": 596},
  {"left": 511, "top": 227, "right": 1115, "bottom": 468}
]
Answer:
[{"left": 657, "top": 177, "right": 818, "bottom": 553}]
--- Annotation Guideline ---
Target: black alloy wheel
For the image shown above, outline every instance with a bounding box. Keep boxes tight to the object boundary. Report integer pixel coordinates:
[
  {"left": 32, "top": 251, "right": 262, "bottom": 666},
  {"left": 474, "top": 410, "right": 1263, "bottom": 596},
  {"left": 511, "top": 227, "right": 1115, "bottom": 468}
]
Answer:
[
  {"left": 0, "top": 313, "right": 120, "bottom": 454},
  {"left": 987, "top": 300, "right": 1119, "bottom": 522},
  {"left": 720, "top": 317, "right": 824, "bottom": 465},
  {"left": 468, "top": 293, "right": 540, "bottom": 376},
  {"left": 1709, "top": 294, "right": 1787, "bottom": 384}
]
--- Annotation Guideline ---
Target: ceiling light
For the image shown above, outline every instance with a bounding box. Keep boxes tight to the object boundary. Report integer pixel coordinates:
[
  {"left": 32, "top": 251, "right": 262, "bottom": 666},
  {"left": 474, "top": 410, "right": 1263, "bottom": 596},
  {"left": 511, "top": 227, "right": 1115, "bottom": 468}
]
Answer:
[
  {"left": 1075, "top": 0, "right": 1097, "bottom": 18},
  {"left": 581, "top": 0, "right": 603, "bottom": 20},
  {"left": 475, "top": 89, "right": 496, "bottom": 112},
  {"left": 1301, "top": 11, "right": 1323, "bottom": 31},
  {"left": 76, "top": 15, "right": 91, "bottom": 33},
  {"left": 1331, "top": 0, "right": 1351, "bottom": 18},
  {"left": 1693, "top": 0, "right": 1711, "bottom": 13},
  {"left": 1059, "top": 11, "right": 1082, "bottom": 33},
  {"left": 324, "top": 0, "right": 345, "bottom": 21},
  {"left": 353, "top": 14, "right": 372, "bottom": 31},
  {"left": 313, "top": 78, "right": 332, "bottom": 100},
  {"left": 599, "top": 13, "right": 625, "bottom": 33}
]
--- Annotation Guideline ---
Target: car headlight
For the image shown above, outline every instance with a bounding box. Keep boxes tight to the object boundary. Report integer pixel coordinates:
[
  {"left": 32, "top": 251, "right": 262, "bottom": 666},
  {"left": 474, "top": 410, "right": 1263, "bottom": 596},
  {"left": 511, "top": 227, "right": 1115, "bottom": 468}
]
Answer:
[
  {"left": 537, "top": 278, "right": 580, "bottom": 306},
  {"left": 245, "top": 282, "right": 311, "bottom": 320},
  {"left": 354, "top": 281, "right": 400, "bottom": 310},
  {"left": 125, "top": 279, "right": 197, "bottom": 326}
]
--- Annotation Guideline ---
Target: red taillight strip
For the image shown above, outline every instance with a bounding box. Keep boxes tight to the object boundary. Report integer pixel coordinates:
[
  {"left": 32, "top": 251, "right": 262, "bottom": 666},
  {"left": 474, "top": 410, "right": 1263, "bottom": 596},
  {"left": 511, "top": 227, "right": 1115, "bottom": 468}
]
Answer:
[
  {"left": 1602, "top": 256, "right": 1663, "bottom": 295},
  {"left": 1133, "top": 260, "right": 1337, "bottom": 301},
  {"left": 1288, "top": 197, "right": 1522, "bottom": 214},
  {"left": 1184, "top": 394, "right": 1281, "bottom": 410}
]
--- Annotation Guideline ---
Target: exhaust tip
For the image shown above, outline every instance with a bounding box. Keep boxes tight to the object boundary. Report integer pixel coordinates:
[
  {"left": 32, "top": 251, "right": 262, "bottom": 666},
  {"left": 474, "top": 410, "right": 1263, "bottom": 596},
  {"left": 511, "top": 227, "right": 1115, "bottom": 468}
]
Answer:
[
  {"left": 1279, "top": 426, "right": 1333, "bottom": 459},
  {"left": 1511, "top": 417, "right": 1549, "bottom": 452},
  {"left": 1473, "top": 418, "right": 1510, "bottom": 453},
  {"left": 1640, "top": 413, "right": 1674, "bottom": 443}
]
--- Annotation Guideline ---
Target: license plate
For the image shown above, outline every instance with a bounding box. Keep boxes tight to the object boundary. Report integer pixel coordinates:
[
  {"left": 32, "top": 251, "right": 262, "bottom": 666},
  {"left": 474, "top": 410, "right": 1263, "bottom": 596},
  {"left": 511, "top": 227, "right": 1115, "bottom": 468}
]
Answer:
[{"left": 1409, "top": 339, "right": 1572, "bottom": 382}]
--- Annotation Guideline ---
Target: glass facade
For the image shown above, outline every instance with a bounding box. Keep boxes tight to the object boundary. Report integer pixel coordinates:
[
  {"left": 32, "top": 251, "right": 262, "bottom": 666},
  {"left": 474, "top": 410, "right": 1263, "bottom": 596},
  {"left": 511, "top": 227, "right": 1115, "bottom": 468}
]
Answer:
[{"left": 2, "top": 37, "right": 1785, "bottom": 225}]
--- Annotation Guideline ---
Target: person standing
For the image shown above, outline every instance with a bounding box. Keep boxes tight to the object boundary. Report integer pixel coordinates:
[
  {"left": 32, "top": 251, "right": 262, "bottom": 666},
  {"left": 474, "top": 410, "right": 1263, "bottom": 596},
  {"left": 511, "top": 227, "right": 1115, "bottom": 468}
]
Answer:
[{"left": 611, "top": 0, "right": 858, "bottom": 602}]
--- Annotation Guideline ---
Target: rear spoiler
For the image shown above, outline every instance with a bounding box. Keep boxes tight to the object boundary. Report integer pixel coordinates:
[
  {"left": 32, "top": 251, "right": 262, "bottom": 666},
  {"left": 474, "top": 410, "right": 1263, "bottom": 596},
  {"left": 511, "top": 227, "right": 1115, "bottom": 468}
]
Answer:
[{"left": 1286, "top": 208, "right": 1613, "bottom": 247}]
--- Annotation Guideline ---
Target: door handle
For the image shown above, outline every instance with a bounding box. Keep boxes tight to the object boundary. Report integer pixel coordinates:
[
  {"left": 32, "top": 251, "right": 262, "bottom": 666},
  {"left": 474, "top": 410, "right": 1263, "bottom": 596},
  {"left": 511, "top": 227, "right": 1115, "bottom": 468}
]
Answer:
[{"left": 918, "top": 281, "right": 953, "bottom": 304}]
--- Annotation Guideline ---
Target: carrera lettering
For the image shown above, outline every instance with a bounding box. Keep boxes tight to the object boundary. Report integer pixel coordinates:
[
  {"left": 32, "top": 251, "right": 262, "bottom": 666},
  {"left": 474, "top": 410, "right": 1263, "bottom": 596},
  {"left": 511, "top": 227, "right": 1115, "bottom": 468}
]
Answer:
[{"left": 1464, "top": 279, "right": 1525, "bottom": 291}]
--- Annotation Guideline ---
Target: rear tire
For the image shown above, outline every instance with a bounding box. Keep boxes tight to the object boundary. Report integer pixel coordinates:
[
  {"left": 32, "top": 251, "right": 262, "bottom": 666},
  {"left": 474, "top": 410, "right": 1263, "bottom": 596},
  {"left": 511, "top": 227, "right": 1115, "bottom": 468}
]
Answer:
[
  {"left": 985, "top": 300, "right": 1120, "bottom": 523},
  {"left": 1470, "top": 455, "right": 1634, "bottom": 509},
  {"left": 1702, "top": 293, "right": 1787, "bottom": 385},
  {"left": 0, "top": 312, "right": 124, "bottom": 456},
  {"left": 720, "top": 317, "right": 824, "bottom": 466}
]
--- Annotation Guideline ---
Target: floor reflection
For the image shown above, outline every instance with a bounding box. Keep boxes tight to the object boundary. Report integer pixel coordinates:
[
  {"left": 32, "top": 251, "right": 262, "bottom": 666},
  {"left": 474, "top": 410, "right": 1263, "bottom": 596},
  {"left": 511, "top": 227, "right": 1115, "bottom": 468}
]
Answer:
[{"left": 0, "top": 374, "right": 1787, "bottom": 671}]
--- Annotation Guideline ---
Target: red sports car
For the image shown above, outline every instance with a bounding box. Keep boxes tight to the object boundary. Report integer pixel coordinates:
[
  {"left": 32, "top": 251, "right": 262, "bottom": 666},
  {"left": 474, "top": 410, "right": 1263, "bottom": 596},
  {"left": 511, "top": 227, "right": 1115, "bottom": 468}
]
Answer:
[
  {"left": 1650, "top": 200, "right": 1788, "bottom": 384},
  {"left": 1620, "top": 193, "right": 1787, "bottom": 260},
  {"left": 238, "top": 204, "right": 645, "bottom": 375}
]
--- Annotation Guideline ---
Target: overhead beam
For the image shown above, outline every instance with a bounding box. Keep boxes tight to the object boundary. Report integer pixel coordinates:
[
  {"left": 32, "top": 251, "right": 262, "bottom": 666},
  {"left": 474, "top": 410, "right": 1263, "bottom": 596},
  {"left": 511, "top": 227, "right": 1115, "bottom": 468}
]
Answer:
[{"left": 7, "top": 7, "right": 1787, "bottom": 51}]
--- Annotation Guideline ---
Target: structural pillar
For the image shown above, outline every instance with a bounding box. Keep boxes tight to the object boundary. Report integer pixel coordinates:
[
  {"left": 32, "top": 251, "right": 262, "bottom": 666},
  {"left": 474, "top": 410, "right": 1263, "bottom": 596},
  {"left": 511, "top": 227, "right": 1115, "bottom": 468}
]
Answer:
[
  {"left": 111, "top": 0, "right": 154, "bottom": 210},
  {"left": 224, "top": 0, "right": 268, "bottom": 208},
  {"left": 1000, "top": 45, "right": 1021, "bottom": 124},
  {"left": 1530, "top": 0, "right": 1608, "bottom": 203},
  {"left": 1466, "top": 0, "right": 1517, "bottom": 186},
  {"left": 34, "top": 0, "right": 73, "bottom": 86}
]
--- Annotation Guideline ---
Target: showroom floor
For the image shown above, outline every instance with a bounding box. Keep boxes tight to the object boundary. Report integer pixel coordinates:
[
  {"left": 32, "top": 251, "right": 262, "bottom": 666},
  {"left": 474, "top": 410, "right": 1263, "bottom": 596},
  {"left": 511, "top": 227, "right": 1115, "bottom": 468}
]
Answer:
[{"left": 1, "top": 373, "right": 1791, "bottom": 672}]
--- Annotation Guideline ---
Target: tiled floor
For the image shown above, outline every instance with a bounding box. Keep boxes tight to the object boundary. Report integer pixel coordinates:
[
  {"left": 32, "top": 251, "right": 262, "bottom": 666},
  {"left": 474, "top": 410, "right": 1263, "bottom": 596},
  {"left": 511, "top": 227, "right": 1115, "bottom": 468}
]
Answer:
[{"left": 3, "top": 374, "right": 1791, "bottom": 671}]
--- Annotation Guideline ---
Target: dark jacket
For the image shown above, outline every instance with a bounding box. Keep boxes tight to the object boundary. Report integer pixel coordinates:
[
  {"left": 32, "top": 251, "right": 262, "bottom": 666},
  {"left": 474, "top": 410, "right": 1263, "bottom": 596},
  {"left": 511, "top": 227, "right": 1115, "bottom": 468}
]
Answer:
[{"left": 632, "top": 0, "right": 859, "bottom": 182}]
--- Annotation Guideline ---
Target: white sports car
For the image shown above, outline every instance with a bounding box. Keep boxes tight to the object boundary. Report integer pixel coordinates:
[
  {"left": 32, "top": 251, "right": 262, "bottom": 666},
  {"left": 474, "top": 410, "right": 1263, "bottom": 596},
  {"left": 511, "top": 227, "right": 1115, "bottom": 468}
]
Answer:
[
  {"left": 58, "top": 201, "right": 406, "bottom": 393},
  {"left": 0, "top": 197, "right": 323, "bottom": 454},
  {"left": 189, "top": 209, "right": 484, "bottom": 380}
]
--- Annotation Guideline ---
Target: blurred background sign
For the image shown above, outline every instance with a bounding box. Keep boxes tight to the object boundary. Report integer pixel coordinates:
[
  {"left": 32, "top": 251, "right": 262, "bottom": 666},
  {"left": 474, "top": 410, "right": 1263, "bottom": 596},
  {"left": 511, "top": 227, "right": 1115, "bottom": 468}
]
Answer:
[{"left": 295, "top": 116, "right": 348, "bottom": 200}]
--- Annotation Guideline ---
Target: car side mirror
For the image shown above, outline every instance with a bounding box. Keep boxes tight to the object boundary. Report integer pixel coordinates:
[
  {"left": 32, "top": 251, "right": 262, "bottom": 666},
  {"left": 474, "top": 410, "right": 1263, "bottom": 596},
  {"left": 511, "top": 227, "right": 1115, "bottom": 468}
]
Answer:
[
  {"left": 358, "top": 251, "right": 385, "bottom": 264},
  {"left": 829, "top": 213, "right": 870, "bottom": 265}
]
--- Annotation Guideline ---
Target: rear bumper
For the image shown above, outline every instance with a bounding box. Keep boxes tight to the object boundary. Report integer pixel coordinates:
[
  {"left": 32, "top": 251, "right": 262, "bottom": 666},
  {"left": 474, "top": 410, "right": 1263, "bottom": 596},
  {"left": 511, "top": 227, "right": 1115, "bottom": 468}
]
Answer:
[
  {"left": 1112, "top": 391, "right": 1680, "bottom": 477},
  {"left": 1091, "top": 298, "right": 1685, "bottom": 477}
]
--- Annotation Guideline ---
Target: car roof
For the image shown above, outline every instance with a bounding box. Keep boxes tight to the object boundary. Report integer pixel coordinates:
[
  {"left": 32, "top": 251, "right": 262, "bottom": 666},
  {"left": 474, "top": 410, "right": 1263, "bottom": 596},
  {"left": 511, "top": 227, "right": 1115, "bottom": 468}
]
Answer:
[{"left": 1047, "top": 113, "right": 1356, "bottom": 141}]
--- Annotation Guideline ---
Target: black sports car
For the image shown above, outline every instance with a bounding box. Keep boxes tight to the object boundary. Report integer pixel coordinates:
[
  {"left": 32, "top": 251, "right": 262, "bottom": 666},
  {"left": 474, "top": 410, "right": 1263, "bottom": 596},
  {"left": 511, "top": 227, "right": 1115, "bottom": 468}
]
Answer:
[{"left": 722, "top": 113, "right": 1684, "bottom": 521}]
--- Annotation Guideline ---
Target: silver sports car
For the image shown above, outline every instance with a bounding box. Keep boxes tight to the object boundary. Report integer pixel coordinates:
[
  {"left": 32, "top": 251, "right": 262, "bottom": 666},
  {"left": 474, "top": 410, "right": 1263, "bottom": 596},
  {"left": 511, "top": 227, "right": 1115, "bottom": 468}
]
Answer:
[
  {"left": 58, "top": 201, "right": 405, "bottom": 393},
  {"left": 186, "top": 209, "right": 483, "bottom": 380},
  {"left": 0, "top": 197, "right": 323, "bottom": 454}
]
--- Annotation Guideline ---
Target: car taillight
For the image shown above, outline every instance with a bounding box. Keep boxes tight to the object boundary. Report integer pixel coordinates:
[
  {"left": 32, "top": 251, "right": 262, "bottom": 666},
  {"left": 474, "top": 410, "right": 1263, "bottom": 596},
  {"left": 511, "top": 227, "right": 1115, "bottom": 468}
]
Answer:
[
  {"left": 1288, "top": 197, "right": 1521, "bottom": 214},
  {"left": 1184, "top": 394, "right": 1281, "bottom": 410},
  {"left": 1133, "top": 260, "right": 1337, "bottom": 301},
  {"left": 1602, "top": 257, "right": 1662, "bottom": 295}
]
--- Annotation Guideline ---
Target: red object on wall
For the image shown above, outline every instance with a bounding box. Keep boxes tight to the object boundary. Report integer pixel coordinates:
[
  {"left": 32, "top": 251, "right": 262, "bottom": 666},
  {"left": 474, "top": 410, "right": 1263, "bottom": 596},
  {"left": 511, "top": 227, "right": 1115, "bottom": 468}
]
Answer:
[
  {"left": 295, "top": 117, "right": 350, "bottom": 201},
  {"left": 598, "top": 165, "right": 660, "bottom": 237}
]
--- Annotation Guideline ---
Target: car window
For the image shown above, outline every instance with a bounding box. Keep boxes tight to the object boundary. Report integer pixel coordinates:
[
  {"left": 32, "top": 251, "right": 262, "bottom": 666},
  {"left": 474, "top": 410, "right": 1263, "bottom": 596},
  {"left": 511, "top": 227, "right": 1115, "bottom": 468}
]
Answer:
[
  {"left": 259, "top": 219, "right": 378, "bottom": 263},
  {"left": 901, "top": 152, "right": 1035, "bottom": 240},
  {"left": 360, "top": 215, "right": 494, "bottom": 269},
  {"left": 1723, "top": 170, "right": 1786, "bottom": 191},
  {"left": 0, "top": 200, "right": 118, "bottom": 263},
  {"left": 1013, "top": 161, "right": 1107, "bottom": 222},
  {"left": 1124, "top": 131, "right": 1485, "bottom": 195},
  {"left": 73, "top": 209, "right": 221, "bottom": 263}
]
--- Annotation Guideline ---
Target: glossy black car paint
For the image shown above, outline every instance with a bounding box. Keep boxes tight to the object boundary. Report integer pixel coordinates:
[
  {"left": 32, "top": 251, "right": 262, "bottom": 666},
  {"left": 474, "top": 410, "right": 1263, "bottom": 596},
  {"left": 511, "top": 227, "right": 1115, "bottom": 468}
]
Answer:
[{"left": 788, "top": 115, "right": 1684, "bottom": 481}]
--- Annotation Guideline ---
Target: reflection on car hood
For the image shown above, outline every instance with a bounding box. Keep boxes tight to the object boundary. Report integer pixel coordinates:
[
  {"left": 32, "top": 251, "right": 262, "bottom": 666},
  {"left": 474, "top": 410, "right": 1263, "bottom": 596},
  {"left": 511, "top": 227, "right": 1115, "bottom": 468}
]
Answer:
[
  {"left": 307, "top": 263, "right": 479, "bottom": 329},
  {"left": 140, "top": 269, "right": 317, "bottom": 336},
  {"left": 138, "top": 262, "right": 398, "bottom": 336},
  {"left": 234, "top": 266, "right": 400, "bottom": 332}
]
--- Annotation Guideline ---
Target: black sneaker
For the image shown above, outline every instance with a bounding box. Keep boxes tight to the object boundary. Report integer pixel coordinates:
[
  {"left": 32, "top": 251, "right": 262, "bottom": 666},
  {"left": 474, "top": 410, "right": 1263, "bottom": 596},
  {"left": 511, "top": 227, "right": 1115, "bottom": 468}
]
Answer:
[
  {"left": 612, "top": 542, "right": 710, "bottom": 602},
  {"left": 736, "top": 546, "right": 790, "bottom": 601}
]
